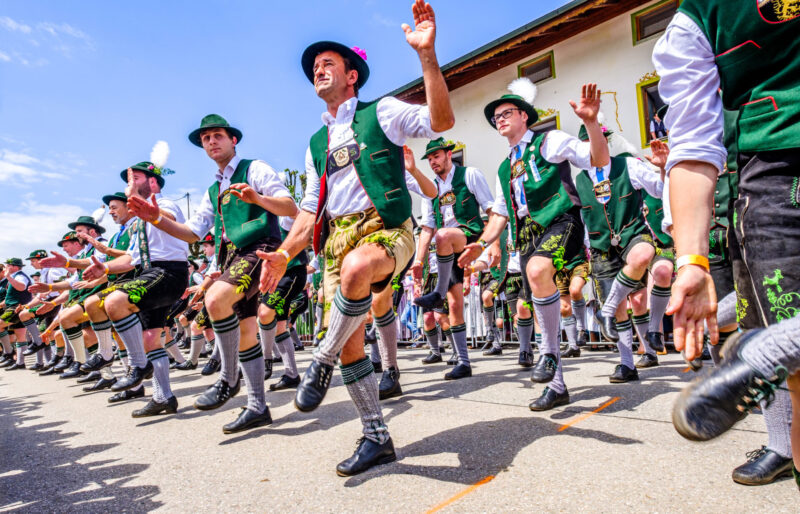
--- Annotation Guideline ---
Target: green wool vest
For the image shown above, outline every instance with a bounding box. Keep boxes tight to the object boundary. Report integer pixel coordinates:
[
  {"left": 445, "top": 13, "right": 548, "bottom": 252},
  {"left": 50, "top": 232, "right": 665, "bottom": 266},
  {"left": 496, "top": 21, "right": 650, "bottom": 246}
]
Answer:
[
  {"left": 679, "top": 0, "right": 800, "bottom": 152},
  {"left": 643, "top": 194, "right": 673, "bottom": 247},
  {"left": 309, "top": 100, "right": 411, "bottom": 231},
  {"left": 208, "top": 159, "right": 281, "bottom": 257},
  {"left": 433, "top": 166, "right": 484, "bottom": 236},
  {"left": 575, "top": 156, "right": 648, "bottom": 252},
  {"left": 4, "top": 272, "right": 32, "bottom": 306},
  {"left": 498, "top": 133, "right": 574, "bottom": 247}
]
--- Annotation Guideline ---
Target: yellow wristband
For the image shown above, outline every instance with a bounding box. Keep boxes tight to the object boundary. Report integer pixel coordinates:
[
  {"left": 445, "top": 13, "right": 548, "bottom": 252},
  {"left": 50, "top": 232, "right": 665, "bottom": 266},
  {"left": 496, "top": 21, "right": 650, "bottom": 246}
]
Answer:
[
  {"left": 103, "top": 263, "right": 110, "bottom": 275},
  {"left": 276, "top": 249, "right": 291, "bottom": 263},
  {"left": 65, "top": 259, "right": 73, "bottom": 268},
  {"left": 48, "top": 284, "right": 53, "bottom": 292},
  {"left": 676, "top": 254, "right": 710, "bottom": 272},
  {"left": 152, "top": 213, "right": 163, "bottom": 225}
]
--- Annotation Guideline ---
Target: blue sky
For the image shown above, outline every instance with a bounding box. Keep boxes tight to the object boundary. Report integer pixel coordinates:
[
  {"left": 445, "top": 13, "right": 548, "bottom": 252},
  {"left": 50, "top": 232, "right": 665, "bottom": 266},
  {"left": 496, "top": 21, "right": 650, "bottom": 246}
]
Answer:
[{"left": 0, "top": 0, "right": 569, "bottom": 264}]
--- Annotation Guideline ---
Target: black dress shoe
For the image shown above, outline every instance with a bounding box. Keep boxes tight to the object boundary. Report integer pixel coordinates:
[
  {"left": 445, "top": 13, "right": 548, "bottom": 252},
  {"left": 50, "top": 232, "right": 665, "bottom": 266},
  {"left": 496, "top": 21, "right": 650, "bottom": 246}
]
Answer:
[
  {"left": 672, "top": 330, "right": 788, "bottom": 442},
  {"left": 5, "top": 362, "right": 26, "bottom": 371},
  {"left": 596, "top": 312, "right": 619, "bottom": 342},
  {"left": 294, "top": 360, "right": 335, "bottom": 412},
  {"left": 0, "top": 356, "right": 14, "bottom": 368},
  {"left": 83, "top": 377, "right": 117, "bottom": 392},
  {"left": 39, "top": 362, "right": 62, "bottom": 376},
  {"left": 264, "top": 359, "right": 273, "bottom": 380},
  {"left": 635, "top": 353, "right": 659, "bottom": 369},
  {"left": 269, "top": 374, "right": 301, "bottom": 391},
  {"left": 413, "top": 291, "right": 445, "bottom": 310},
  {"left": 76, "top": 371, "right": 102, "bottom": 383},
  {"left": 645, "top": 331, "right": 665, "bottom": 352},
  {"left": 483, "top": 346, "right": 502, "bottom": 356},
  {"left": 132, "top": 396, "right": 178, "bottom": 417},
  {"left": 444, "top": 363, "right": 472, "bottom": 380},
  {"left": 731, "top": 446, "right": 793, "bottom": 485},
  {"left": 531, "top": 353, "right": 557, "bottom": 383},
  {"left": 446, "top": 353, "right": 458, "bottom": 366},
  {"left": 422, "top": 351, "right": 442, "bottom": 364},
  {"left": 223, "top": 406, "right": 273, "bottom": 434},
  {"left": 30, "top": 363, "right": 44, "bottom": 371},
  {"left": 54, "top": 356, "right": 73, "bottom": 372},
  {"left": 518, "top": 351, "right": 534, "bottom": 368},
  {"left": 23, "top": 342, "right": 43, "bottom": 356},
  {"left": 59, "top": 361, "right": 87, "bottom": 379},
  {"left": 561, "top": 346, "right": 581, "bottom": 358},
  {"left": 529, "top": 386, "right": 570, "bottom": 411},
  {"left": 201, "top": 358, "right": 220, "bottom": 376},
  {"left": 108, "top": 387, "right": 145, "bottom": 403},
  {"left": 175, "top": 360, "right": 197, "bottom": 371},
  {"left": 336, "top": 437, "right": 396, "bottom": 477},
  {"left": 609, "top": 364, "right": 639, "bottom": 383},
  {"left": 378, "top": 367, "right": 402, "bottom": 400},
  {"left": 110, "top": 361, "right": 154, "bottom": 392},
  {"left": 372, "top": 361, "right": 383, "bottom": 374},
  {"left": 194, "top": 378, "right": 241, "bottom": 410},
  {"left": 576, "top": 330, "right": 588, "bottom": 347}
]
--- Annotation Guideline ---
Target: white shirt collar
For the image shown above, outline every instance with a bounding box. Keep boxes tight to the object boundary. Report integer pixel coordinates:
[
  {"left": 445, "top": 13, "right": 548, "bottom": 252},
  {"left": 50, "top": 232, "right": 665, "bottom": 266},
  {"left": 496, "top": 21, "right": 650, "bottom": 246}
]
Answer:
[
  {"left": 435, "top": 164, "right": 456, "bottom": 185},
  {"left": 321, "top": 97, "right": 359, "bottom": 126},
  {"left": 216, "top": 155, "right": 241, "bottom": 182},
  {"left": 508, "top": 130, "right": 535, "bottom": 159}
]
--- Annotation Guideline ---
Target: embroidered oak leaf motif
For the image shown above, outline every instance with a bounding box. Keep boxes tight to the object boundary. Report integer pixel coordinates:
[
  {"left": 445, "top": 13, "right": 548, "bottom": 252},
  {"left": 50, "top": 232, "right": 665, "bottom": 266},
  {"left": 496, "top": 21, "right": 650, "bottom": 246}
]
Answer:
[{"left": 539, "top": 234, "right": 563, "bottom": 252}]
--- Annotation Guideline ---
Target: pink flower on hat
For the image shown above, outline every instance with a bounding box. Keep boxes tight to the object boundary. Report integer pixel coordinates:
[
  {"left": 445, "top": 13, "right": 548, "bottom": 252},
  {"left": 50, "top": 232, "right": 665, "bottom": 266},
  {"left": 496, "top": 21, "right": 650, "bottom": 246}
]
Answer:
[{"left": 351, "top": 46, "right": 367, "bottom": 61}]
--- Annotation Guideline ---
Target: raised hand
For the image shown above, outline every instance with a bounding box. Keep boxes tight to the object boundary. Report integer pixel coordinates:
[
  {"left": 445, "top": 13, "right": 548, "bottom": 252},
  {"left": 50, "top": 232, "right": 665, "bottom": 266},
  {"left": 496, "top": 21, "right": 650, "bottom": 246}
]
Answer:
[
  {"left": 124, "top": 167, "right": 137, "bottom": 199},
  {"left": 78, "top": 232, "right": 98, "bottom": 247},
  {"left": 28, "top": 282, "right": 53, "bottom": 294},
  {"left": 646, "top": 139, "right": 670, "bottom": 172},
  {"left": 82, "top": 255, "right": 107, "bottom": 281},
  {"left": 39, "top": 250, "right": 68, "bottom": 269},
  {"left": 457, "top": 243, "right": 483, "bottom": 269},
  {"left": 229, "top": 183, "right": 260, "bottom": 205},
  {"left": 402, "top": 0, "right": 436, "bottom": 53},
  {"left": 569, "top": 83, "right": 602, "bottom": 123},
  {"left": 255, "top": 250, "right": 288, "bottom": 293},
  {"left": 128, "top": 193, "right": 161, "bottom": 223},
  {"left": 403, "top": 145, "right": 417, "bottom": 172}
]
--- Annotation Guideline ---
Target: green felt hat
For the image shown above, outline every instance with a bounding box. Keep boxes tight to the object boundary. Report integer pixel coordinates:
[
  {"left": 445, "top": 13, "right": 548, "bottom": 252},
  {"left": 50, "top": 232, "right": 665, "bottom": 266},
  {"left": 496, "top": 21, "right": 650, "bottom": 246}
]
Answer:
[
  {"left": 301, "top": 41, "right": 370, "bottom": 89},
  {"left": 656, "top": 104, "right": 668, "bottom": 120},
  {"left": 422, "top": 137, "right": 456, "bottom": 159},
  {"left": 188, "top": 114, "right": 243, "bottom": 148},
  {"left": 577, "top": 123, "right": 614, "bottom": 142},
  {"left": 31, "top": 271, "right": 41, "bottom": 277},
  {"left": 102, "top": 192, "right": 127, "bottom": 206},
  {"left": 26, "top": 249, "right": 47, "bottom": 260},
  {"left": 200, "top": 233, "right": 215, "bottom": 245},
  {"left": 484, "top": 94, "right": 538, "bottom": 128},
  {"left": 120, "top": 161, "right": 174, "bottom": 189},
  {"left": 57, "top": 231, "right": 80, "bottom": 247},
  {"left": 4, "top": 257, "right": 23, "bottom": 267},
  {"left": 68, "top": 215, "right": 106, "bottom": 235}
]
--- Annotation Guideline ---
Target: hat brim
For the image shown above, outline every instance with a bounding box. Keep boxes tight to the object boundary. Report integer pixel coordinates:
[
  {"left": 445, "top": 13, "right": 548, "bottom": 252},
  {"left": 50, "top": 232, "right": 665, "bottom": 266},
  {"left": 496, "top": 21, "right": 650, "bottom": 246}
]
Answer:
[
  {"left": 483, "top": 97, "right": 538, "bottom": 128},
  {"left": 188, "top": 125, "right": 243, "bottom": 148},
  {"left": 422, "top": 144, "right": 456, "bottom": 159},
  {"left": 302, "top": 41, "right": 369, "bottom": 90},
  {"left": 103, "top": 194, "right": 127, "bottom": 206},
  {"left": 25, "top": 256, "right": 45, "bottom": 260},
  {"left": 67, "top": 221, "right": 106, "bottom": 235},
  {"left": 119, "top": 169, "right": 166, "bottom": 189}
]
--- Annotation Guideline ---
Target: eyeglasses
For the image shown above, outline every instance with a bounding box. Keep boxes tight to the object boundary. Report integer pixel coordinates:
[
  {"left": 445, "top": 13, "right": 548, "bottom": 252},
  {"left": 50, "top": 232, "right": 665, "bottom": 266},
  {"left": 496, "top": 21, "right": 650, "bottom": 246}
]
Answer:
[{"left": 490, "top": 108, "right": 521, "bottom": 127}]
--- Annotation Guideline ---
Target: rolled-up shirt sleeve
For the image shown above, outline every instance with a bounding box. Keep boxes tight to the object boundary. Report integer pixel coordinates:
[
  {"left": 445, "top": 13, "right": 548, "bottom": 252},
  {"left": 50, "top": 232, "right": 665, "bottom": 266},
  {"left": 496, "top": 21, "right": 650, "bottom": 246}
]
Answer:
[
  {"left": 627, "top": 157, "right": 664, "bottom": 198},
  {"left": 466, "top": 167, "right": 495, "bottom": 214},
  {"left": 653, "top": 12, "right": 726, "bottom": 174},
  {"left": 540, "top": 130, "right": 593, "bottom": 170},
  {"left": 300, "top": 147, "right": 320, "bottom": 214},
  {"left": 249, "top": 160, "right": 294, "bottom": 199},
  {"left": 491, "top": 174, "right": 510, "bottom": 219},
  {"left": 420, "top": 198, "right": 436, "bottom": 229},
  {"left": 186, "top": 191, "right": 215, "bottom": 239},
  {"left": 377, "top": 96, "right": 441, "bottom": 147}
]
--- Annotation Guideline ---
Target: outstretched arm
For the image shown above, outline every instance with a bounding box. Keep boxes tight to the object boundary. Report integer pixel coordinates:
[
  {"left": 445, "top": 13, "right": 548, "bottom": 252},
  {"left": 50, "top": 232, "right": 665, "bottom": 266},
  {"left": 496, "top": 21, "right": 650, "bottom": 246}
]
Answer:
[{"left": 569, "top": 83, "right": 609, "bottom": 168}]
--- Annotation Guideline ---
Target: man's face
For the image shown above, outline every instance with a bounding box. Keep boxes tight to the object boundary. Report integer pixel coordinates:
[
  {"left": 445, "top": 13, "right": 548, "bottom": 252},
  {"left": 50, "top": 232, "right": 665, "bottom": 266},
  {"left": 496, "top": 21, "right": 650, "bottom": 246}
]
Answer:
[
  {"left": 109, "top": 199, "right": 129, "bottom": 224},
  {"left": 32, "top": 275, "right": 41, "bottom": 283},
  {"left": 426, "top": 149, "right": 452, "bottom": 176},
  {"left": 493, "top": 102, "right": 527, "bottom": 138},
  {"left": 201, "top": 242, "right": 215, "bottom": 257},
  {"left": 313, "top": 50, "right": 356, "bottom": 100},
  {"left": 29, "top": 258, "right": 43, "bottom": 270},
  {"left": 200, "top": 128, "right": 236, "bottom": 163},
  {"left": 6, "top": 265, "right": 20, "bottom": 274},
  {"left": 62, "top": 240, "right": 83, "bottom": 257},
  {"left": 131, "top": 170, "right": 157, "bottom": 198}
]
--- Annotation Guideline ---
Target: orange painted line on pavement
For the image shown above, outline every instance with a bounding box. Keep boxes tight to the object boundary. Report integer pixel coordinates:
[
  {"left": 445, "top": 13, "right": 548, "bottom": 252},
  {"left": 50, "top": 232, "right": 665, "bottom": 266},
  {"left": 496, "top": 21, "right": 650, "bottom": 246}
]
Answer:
[
  {"left": 426, "top": 475, "right": 495, "bottom": 513},
  {"left": 557, "top": 397, "right": 620, "bottom": 432},
  {"left": 683, "top": 367, "right": 692, "bottom": 373}
]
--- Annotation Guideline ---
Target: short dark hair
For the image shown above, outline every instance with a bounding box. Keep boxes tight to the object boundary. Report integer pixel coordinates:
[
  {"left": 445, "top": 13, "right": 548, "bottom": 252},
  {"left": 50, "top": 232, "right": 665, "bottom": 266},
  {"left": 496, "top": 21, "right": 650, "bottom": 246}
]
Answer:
[{"left": 342, "top": 56, "right": 359, "bottom": 98}]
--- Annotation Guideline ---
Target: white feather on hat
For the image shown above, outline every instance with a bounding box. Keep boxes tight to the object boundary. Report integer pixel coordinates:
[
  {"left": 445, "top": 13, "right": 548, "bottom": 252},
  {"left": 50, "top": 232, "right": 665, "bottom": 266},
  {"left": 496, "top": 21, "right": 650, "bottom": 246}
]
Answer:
[
  {"left": 508, "top": 77, "right": 537, "bottom": 105},
  {"left": 150, "top": 141, "right": 170, "bottom": 170},
  {"left": 91, "top": 206, "right": 106, "bottom": 224}
]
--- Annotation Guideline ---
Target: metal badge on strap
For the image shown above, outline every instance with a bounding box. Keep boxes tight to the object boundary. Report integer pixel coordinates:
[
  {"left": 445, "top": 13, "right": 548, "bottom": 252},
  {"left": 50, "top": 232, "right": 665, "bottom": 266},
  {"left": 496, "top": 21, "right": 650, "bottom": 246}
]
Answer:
[
  {"left": 594, "top": 167, "right": 611, "bottom": 204},
  {"left": 137, "top": 219, "right": 152, "bottom": 269},
  {"left": 326, "top": 141, "right": 361, "bottom": 176}
]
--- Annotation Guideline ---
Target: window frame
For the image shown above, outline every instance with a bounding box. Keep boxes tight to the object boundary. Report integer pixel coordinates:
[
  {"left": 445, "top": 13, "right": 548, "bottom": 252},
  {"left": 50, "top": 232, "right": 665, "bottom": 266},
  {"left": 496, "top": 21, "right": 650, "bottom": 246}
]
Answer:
[
  {"left": 516, "top": 50, "right": 555, "bottom": 84},
  {"left": 636, "top": 75, "right": 667, "bottom": 148},
  {"left": 630, "top": 0, "right": 680, "bottom": 45},
  {"left": 531, "top": 113, "right": 560, "bottom": 134}
]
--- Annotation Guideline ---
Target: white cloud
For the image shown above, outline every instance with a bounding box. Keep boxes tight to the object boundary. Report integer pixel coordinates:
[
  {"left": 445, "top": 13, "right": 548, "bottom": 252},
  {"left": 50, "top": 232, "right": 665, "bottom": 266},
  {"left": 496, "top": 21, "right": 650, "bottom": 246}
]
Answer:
[
  {"left": 0, "top": 50, "right": 10, "bottom": 62},
  {"left": 0, "top": 19, "right": 92, "bottom": 66},
  {"left": 372, "top": 13, "right": 398, "bottom": 28},
  {"left": 0, "top": 197, "right": 85, "bottom": 263},
  {"left": 0, "top": 148, "right": 70, "bottom": 184},
  {"left": 0, "top": 16, "right": 32, "bottom": 34}
]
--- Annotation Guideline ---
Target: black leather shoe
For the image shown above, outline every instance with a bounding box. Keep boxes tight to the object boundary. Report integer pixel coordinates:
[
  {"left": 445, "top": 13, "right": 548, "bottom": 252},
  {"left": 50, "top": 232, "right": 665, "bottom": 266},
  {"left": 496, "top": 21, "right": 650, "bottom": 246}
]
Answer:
[
  {"left": 672, "top": 330, "right": 789, "bottom": 442},
  {"left": 0, "top": 356, "right": 14, "bottom": 368},
  {"left": 194, "top": 378, "right": 241, "bottom": 411},
  {"left": 23, "top": 342, "right": 44, "bottom": 356},
  {"left": 59, "top": 361, "right": 87, "bottom": 379},
  {"left": 635, "top": 353, "right": 659, "bottom": 369},
  {"left": 576, "top": 330, "right": 588, "bottom": 347},
  {"left": 483, "top": 346, "right": 502, "bottom": 356},
  {"left": 609, "top": 364, "right": 639, "bottom": 383},
  {"left": 201, "top": 358, "right": 220, "bottom": 376},
  {"left": 294, "top": 360, "right": 335, "bottom": 412},
  {"left": 39, "top": 359, "right": 63, "bottom": 376},
  {"left": 529, "top": 386, "right": 570, "bottom": 411},
  {"left": 111, "top": 361, "right": 154, "bottom": 392},
  {"left": 264, "top": 359, "right": 273, "bottom": 380},
  {"left": 596, "top": 312, "right": 619, "bottom": 342},
  {"left": 54, "top": 355, "right": 73, "bottom": 372},
  {"left": 645, "top": 331, "right": 665, "bottom": 352},
  {"left": 108, "top": 387, "right": 145, "bottom": 403},
  {"left": 531, "top": 354, "right": 557, "bottom": 383},
  {"left": 379, "top": 367, "right": 402, "bottom": 400},
  {"left": 76, "top": 371, "right": 102, "bottom": 383},
  {"left": 422, "top": 351, "right": 442, "bottom": 364},
  {"left": 30, "top": 363, "right": 44, "bottom": 371},
  {"left": 444, "top": 363, "right": 472, "bottom": 380},
  {"left": 372, "top": 361, "right": 383, "bottom": 374},
  {"left": 0, "top": 352, "right": 13, "bottom": 363},
  {"left": 132, "top": 396, "right": 178, "bottom": 417},
  {"left": 561, "top": 346, "right": 581, "bottom": 358},
  {"left": 269, "top": 374, "right": 301, "bottom": 391},
  {"left": 5, "top": 362, "right": 26, "bottom": 371},
  {"left": 731, "top": 446, "right": 793, "bottom": 485},
  {"left": 518, "top": 351, "right": 534, "bottom": 368},
  {"left": 83, "top": 377, "right": 117, "bottom": 392},
  {"left": 175, "top": 360, "right": 196, "bottom": 371},
  {"left": 223, "top": 406, "right": 273, "bottom": 434},
  {"left": 413, "top": 291, "right": 445, "bottom": 310},
  {"left": 446, "top": 353, "right": 458, "bottom": 366},
  {"left": 336, "top": 437, "right": 396, "bottom": 477},
  {"left": 294, "top": 342, "right": 305, "bottom": 352}
]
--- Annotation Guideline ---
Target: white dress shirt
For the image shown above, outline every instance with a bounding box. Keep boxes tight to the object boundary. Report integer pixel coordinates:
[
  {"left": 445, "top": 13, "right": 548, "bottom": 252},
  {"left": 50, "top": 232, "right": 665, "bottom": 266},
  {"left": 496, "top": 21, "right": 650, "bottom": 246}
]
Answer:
[
  {"left": 492, "top": 129, "right": 592, "bottom": 219},
  {"left": 652, "top": 12, "right": 726, "bottom": 174},
  {"left": 420, "top": 165, "right": 494, "bottom": 229},
  {"left": 507, "top": 250, "right": 521, "bottom": 274},
  {"left": 300, "top": 96, "right": 441, "bottom": 217},
  {"left": 187, "top": 155, "right": 294, "bottom": 238},
  {"left": 584, "top": 156, "right": 664, "bottom": 198},
  {"left": 128, "top": 194, "right": 189, "bottom": 265},
  {"left": 40, "top": 267, "right": 67, "bottom": 299}
]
